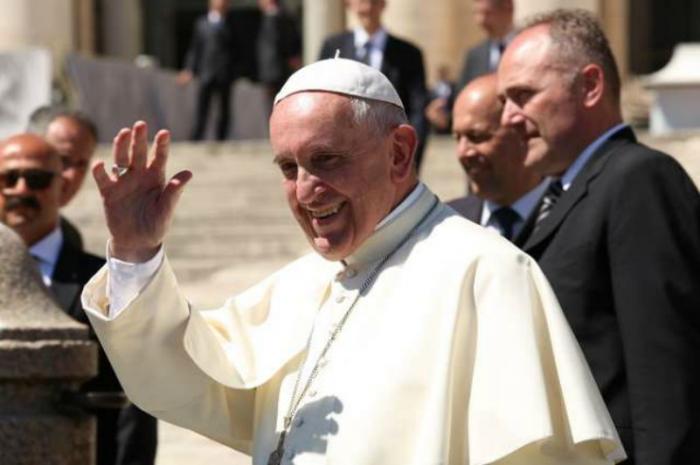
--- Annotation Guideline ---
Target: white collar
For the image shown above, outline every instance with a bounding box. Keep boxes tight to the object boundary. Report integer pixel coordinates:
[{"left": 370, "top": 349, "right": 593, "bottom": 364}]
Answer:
[
  {"left": 482, "top": 179, "right": 549, "bottom": 225},
  {"left": 208, "top": 11, "right": 223, "bottom": 23},
  {"left": 375, "top": 183, "right": 425, "bottom": 230},
  {"left": 29, "top": 225, "right": 63, "bottom": 283},
  {"left": 560, "top": 123, "right": 628, "bottom": 190},
  {"left": 343, "top": 183, "right": 436, "bottom": 268}
]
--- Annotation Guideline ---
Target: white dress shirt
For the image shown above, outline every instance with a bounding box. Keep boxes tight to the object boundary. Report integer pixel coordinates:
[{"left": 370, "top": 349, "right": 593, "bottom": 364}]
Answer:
[
  {"left": 353, "top": 27, "right": 388, "bottom": 70},
  {"left": 29, "top": 225, "right": 63, "bottom": 286}
]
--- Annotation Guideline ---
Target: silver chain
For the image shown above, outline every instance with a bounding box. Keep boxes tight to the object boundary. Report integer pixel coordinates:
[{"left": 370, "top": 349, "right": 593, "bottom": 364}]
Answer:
[{"left": 280, "top": 199, "right": 439, "bottom": 430}]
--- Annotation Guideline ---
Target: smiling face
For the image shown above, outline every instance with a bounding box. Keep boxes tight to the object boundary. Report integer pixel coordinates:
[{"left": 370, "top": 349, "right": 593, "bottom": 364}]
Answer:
[
  {"left": 497, "top": 26, "right": 584, "bottom": 176},
  {"left": 0, "top": 134, "right": 64, "bottom": 246},
  {"left": 452, "top": 75, "right": 538, "bottom": 205},
  {"left": 270, "top": 92, "right": 411, "bottom": 260}
]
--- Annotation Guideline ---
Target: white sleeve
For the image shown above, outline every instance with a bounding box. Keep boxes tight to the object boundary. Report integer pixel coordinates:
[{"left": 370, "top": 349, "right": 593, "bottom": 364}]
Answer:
[{"left": 107, "top": 244, "right": 164, "bottom": 318}]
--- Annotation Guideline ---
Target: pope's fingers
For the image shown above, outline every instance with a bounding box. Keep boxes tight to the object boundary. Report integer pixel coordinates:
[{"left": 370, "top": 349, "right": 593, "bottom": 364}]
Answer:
[
  {"left": 113, "top": 128, "right": 131, "bottom": 169},
  {"left": 131, "top": 121, "right": 149, "bottom": 170},
  {"left": 150, "top": 130, "right": 171, "bottom": 173},
  {"left": 161, "top": 170, "right": 193, "bottom": 212},
  {"left": 92, "top": 160, "right": 112, "bottom": 191}
]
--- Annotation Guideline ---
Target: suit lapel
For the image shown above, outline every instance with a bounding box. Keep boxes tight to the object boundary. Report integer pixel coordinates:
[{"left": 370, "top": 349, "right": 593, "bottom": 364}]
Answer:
[
  {"left": 523, "top": 127, "right": 636, "bottom": 252},
  {"left": 380, "top": 36, "right": 399, "bottom": 83}
]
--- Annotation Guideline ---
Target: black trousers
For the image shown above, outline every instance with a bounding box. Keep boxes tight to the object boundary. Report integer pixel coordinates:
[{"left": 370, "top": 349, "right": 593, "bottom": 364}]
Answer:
[{"left": 191, "top": 79, "right": 232, "bottom": 141}]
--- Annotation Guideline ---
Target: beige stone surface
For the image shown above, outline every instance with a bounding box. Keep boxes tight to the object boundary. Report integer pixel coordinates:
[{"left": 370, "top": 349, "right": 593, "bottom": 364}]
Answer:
[{"left": 63, "top": 132, "right": 700, "bottom": 464}]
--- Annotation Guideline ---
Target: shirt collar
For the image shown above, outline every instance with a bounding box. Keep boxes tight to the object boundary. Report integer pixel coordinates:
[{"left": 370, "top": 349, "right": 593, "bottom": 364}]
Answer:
[
  {"left": 481, "top": 178, "right": 549, "bottom": 225},
  {"left": 29, "top": 225, "right": 63, "bottom": 282},
  {"left": 354, "top": 27, "right": 388, "bottom": 51},
  {"left": 490, "top": 30, "right": 516, "bottom": 49},
  {"left": 560, "top": 123, "right": 628, "bottom": 190},
  {"left": 343, "top": 183, "right": 436, "bottom": 269},
  {"left": 208, "top": 11, "right": 223, "bottom": 23}
]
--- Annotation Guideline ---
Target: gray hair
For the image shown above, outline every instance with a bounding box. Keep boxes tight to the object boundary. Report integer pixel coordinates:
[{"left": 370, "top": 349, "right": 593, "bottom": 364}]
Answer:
[
  {"left": 348, "top": 97, "right": 408, "bottom": 139},
  {"left": 27, "top": 105, "right": 99, "bottom": 142},
  {"left": 522, "top": 9, "right": 621, "bottom": 103}
]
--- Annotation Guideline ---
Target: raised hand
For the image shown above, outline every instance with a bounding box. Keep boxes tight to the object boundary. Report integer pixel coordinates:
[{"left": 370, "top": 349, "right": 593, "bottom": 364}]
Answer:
[{"left": 92, "top": 121, "right": 192, "bottom": 262}]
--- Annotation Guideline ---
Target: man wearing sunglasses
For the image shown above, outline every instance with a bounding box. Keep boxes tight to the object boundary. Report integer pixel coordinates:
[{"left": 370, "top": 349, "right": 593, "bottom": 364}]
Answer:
[{"left": 0, "top": 133, "right": 157, "bottom": 465}]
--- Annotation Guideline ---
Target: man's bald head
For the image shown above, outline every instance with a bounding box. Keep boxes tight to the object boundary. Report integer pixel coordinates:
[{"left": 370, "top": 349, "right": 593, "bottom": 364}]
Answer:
[
  {"left": 0, "top": 134, "right": 62, "bottom": 171},
  {"left": 0, "top": 134, "right": 65, "bottom": 246},
  {"left": 452, "top": 74, "right": 540, "bottom": 205},
  {"left": 454, "top": 74, "right": 504, "bottom": 130}
]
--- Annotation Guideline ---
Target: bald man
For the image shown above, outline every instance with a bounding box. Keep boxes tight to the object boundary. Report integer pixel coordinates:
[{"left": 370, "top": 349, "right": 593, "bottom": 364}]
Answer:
[
  {"left": 447, "top": 74, "right": 546, "bottom": 244},
  {"left": 0, "top": 134, "right": 157, "bottom": 465}
]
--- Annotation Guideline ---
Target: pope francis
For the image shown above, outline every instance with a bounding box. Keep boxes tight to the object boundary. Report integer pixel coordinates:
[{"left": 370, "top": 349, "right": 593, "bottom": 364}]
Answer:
[{"left": 82, "top": 58, "right": 626, "bottom": 465}]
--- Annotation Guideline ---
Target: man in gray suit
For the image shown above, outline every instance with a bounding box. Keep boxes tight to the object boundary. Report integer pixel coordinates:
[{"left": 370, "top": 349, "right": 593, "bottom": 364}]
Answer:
[
  {"left": 426, "top": 0, "right": 515, "bottom": 132},
  {"left": 447, "top": 73, "right": 544, "bottom": 245}
]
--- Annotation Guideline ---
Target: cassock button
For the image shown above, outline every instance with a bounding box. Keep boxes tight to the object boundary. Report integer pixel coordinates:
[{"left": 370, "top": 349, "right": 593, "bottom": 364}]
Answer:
[
  {"left": 318, "top": 357, "right": 329, "bottom": 367},
  {"left": 345, "top": 268, "right": 357, "bottom": 278},
  {"left": 335, "top": 294, "right": 346, "bottom": 303},
  {"left": 308, "top": 389, "right": 318, "bottom": 398}
]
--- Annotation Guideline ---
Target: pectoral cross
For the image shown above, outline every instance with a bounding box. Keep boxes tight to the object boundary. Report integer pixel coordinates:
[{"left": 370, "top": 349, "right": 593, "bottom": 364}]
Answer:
[{"left": 267, "top": 417, "right": 292, "bottom": 465}]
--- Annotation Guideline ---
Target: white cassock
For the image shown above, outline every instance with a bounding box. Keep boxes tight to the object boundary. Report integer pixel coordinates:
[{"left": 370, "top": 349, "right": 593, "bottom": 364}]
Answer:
[{"left": 82, "top": 184, "right": 626, "bottom": 465}]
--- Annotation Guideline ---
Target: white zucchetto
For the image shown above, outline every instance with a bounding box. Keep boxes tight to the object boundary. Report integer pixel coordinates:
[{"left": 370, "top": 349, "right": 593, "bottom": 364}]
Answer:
[{"left": 274, "top": 57, "right": 404, "bottom": 109}]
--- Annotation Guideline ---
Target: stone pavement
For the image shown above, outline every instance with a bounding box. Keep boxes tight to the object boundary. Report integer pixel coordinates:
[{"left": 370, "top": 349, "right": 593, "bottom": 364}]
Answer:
[{"left": 63, "top": 132, "right": 700, "bottom": 465}]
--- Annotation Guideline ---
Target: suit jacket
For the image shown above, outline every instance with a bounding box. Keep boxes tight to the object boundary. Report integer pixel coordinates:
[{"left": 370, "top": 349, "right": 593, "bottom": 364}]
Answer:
[
  {"left": 185, "top": 14, "right": 237, "bottom": 84},
  {"left": 256, "top": 8, "right": 301, "bottom": 86},
  {"left": 447, "top": 194, "right": 538, "bottom": 247},
  {"left": 51, "top": 241, "right": 158, "bottom": 465},
  {"left": 522, "top": 127, "right": 700, "bottom": 465},
  {"left": 457, "top": 39, "right": 492, "bottom": 91},
  {"left": 60, "top": 215, "right": 83, "bottom": 251},
  {"left": 319, "top": 32, "right": 429, "bottom": 165}
]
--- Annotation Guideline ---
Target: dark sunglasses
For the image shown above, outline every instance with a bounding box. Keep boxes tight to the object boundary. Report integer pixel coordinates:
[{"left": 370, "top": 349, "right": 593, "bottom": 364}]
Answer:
[{"left": 0, "top": 169, "right": 57, "bottom": 190}]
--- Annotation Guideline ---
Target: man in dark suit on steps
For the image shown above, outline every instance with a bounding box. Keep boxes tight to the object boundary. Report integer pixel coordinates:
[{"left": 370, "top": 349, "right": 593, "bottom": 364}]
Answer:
[
  {"left": 318, "top": 0, "right": 429, "bottom": 170},
  {"left": 179, "top": 0, "right": 238, "bottom": 141},
  {"left": 0, "top": 134, "right": 157, "bottom": 465},
  {"left": 447, "top": 73, "right": 544, "bottom": 245},
  {"left": 499, "top": 10, "right": 700, "bottom": 465}
]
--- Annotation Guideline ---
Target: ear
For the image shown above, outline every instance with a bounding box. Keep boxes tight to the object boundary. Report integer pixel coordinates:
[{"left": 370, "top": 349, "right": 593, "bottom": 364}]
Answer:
[
  {"left": 389, "top": 124, "right": 417, "bottom": 183},
  {"left": 58, "top": 174, "right": 72, "bottom": 207},
  {"left": 580, "top": 64, "right": 605, "bottom": 109}
]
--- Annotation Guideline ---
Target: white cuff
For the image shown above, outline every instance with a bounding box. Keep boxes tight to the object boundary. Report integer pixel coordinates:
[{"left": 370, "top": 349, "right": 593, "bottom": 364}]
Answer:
[{"left": 106, "top": 242, "right": 164, "bottom": 318}]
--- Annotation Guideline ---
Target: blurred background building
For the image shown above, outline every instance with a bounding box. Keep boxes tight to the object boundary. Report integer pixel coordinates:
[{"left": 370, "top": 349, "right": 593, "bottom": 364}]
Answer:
[{"left": 0, "top": 0, "right": 699, "bottom": 140}]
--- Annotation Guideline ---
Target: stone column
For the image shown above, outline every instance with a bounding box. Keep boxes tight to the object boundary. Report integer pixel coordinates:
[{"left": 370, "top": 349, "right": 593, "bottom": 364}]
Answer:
[
  {"left": 382, "top": 0, "right": 473, "bottom": 86},
  {"left": 0, "top": 0, "right": 75, "bottom": 74},
  {"left": 100, "top": 0, "right": 143, "bottom": 61},
  {"left": 0, "top": 225, "right": 97, "bottom": 465},
  {"left": 75, "top": 0, "right": 97, "bottom": 55},
  {"left": 303, "top": 0, "right": 346, "bottom": 64}
]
